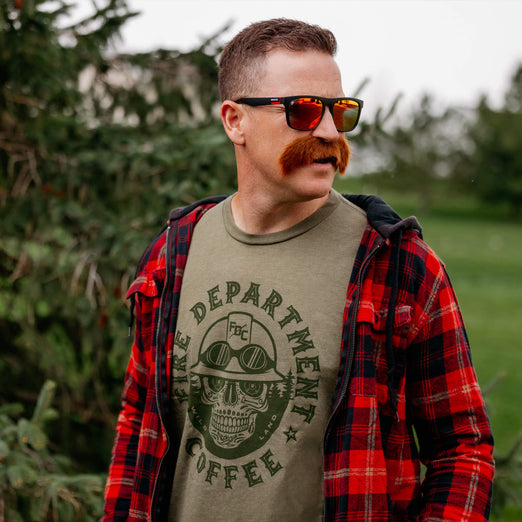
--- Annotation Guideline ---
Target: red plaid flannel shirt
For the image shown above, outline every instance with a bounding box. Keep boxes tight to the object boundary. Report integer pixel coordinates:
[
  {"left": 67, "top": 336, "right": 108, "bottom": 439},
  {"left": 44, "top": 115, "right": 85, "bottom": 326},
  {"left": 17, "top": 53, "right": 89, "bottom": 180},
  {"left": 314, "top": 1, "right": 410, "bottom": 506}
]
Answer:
[{"left": 102, "top": 195, "right": 494, "bottom": 521}]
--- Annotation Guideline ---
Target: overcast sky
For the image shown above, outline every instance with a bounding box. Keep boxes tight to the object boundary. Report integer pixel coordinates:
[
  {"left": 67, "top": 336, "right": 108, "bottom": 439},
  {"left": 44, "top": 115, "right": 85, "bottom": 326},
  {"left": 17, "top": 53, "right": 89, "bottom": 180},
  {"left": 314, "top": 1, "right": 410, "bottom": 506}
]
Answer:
[{"left": 75, "top": 0, "right": 522, "bottom": 118}]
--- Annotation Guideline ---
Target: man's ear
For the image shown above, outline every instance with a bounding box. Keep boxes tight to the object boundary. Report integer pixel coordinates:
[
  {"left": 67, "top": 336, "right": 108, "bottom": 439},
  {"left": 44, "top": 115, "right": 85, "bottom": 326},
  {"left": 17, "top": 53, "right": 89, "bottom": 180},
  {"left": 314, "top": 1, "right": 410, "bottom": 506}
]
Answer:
[{"left": 221, "top": 101, "right": 246, "bottom": 146}]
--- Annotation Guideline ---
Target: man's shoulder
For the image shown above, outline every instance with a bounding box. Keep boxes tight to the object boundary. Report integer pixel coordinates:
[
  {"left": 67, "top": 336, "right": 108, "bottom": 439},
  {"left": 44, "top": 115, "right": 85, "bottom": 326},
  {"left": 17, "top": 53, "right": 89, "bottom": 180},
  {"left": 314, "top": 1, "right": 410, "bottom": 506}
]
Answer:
[
  {"left": 134, "top": 196, "right": 228, "bottom": 277},
  {"left": 345, "top": 192, "right": 444, "bottom": 276}
]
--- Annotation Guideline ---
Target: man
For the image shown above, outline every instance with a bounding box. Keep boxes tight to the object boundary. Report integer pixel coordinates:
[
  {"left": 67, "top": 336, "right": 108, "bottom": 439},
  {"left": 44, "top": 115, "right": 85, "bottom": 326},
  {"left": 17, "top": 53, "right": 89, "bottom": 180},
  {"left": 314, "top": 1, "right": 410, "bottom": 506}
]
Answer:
[{"left": 102, "top": 18, "right": 494, "bottom": 521}]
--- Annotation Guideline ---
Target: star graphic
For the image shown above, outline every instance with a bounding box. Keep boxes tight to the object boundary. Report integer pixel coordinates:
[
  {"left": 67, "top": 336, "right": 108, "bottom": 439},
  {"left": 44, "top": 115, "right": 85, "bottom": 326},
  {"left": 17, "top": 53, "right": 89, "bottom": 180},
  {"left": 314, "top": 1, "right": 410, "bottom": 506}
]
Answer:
[{"left": 284, "top": 426, "right": 298, "bottom": 442}]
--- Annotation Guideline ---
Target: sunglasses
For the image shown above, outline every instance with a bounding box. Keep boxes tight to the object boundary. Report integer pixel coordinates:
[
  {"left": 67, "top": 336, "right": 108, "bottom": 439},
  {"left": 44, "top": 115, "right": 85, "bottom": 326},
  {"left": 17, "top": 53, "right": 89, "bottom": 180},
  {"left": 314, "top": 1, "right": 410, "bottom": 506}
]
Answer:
[{"left": 235, "top": 95, "right": 363, "bottom": 132}]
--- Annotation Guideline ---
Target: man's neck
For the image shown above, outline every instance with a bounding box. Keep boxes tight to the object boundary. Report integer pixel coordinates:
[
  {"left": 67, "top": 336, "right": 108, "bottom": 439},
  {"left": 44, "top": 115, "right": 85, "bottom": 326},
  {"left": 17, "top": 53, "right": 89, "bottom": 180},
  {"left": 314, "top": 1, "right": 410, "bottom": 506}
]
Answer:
[{"left": 230, "top": 191, "right": 330, "bottom": 235}]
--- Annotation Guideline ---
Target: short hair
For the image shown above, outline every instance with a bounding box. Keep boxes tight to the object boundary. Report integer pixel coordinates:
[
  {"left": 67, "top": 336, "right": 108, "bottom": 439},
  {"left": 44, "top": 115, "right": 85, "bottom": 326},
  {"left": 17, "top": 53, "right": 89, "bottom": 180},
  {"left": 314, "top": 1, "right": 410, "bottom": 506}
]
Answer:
[{"left": 218, "top": 18, "right": 337, "bottom": 102}]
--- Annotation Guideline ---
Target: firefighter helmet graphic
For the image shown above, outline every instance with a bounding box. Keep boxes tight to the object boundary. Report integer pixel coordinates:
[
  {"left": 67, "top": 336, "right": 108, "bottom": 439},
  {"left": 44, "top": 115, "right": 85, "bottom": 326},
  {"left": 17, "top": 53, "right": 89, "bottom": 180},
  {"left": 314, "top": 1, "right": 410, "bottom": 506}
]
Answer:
[{"left": 189, "top": 312, "right": 292, "bottom": 458}]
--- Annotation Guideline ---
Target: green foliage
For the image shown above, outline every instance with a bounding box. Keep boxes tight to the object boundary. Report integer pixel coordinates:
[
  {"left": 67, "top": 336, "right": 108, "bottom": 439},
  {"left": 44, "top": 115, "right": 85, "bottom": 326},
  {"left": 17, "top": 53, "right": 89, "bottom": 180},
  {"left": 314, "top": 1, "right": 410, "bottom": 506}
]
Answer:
[
  {"left": 364, "top": 94, "right": 467, "bottom": 210},
  {"left": 359, "top": 66, "right": 522, "bottom": 220},
  {"left": 0, "top": 380, "right": 104, "bottom": 521},
  {"left": 0, "top": 0, "right": 236, "bottom": 477},
  {"left": 454, "top": 66, "right": 522, "bottom": 218}
]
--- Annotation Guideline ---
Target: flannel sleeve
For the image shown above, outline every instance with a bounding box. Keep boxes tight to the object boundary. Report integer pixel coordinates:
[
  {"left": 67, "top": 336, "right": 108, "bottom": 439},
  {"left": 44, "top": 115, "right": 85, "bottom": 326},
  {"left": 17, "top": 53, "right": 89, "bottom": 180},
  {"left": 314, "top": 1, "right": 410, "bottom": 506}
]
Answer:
[
  {"left": 102, "top": 291, "right": 152, "bottom": 521},
  {"left": 406, "top": 249, "right": 494, "bottom": 521}
]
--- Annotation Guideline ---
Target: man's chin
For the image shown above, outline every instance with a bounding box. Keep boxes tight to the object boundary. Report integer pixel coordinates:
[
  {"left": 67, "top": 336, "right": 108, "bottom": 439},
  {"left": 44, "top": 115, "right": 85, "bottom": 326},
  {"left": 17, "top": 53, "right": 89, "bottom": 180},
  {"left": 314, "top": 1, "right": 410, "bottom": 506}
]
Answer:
[{"left": 284, "top": 170, "right": 335, "bottom": 200}]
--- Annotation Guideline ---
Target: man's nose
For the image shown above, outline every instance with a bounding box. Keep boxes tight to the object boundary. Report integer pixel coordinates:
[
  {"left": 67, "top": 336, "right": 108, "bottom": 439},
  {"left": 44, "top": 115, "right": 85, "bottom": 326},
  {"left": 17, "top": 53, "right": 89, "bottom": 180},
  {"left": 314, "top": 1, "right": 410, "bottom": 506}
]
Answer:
[{"left": 311, "top": 106, "right": 342, "bottom": 142}]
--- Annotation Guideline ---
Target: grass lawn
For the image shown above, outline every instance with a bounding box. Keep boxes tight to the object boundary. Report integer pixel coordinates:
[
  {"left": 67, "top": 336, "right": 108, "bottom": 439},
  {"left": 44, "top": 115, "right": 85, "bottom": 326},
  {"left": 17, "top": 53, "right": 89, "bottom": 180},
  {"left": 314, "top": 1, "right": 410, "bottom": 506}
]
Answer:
[{"left": 335, "top": 176, "right": 522, "bottom": 519}]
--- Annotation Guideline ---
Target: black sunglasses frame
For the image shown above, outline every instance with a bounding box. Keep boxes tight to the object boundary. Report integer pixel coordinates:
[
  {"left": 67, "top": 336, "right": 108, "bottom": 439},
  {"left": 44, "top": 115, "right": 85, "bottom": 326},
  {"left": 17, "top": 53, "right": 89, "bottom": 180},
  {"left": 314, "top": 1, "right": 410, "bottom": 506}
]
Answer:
[{"left": 234, "top": 95, "right": 364, "bottom": 132}]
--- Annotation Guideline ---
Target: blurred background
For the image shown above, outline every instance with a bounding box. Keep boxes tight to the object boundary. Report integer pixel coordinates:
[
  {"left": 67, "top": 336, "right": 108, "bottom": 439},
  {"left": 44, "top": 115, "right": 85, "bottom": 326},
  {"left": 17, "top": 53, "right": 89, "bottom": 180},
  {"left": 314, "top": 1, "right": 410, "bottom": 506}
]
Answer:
[{"left": 1, "top": 0, "right": 521, "bottom": 519}]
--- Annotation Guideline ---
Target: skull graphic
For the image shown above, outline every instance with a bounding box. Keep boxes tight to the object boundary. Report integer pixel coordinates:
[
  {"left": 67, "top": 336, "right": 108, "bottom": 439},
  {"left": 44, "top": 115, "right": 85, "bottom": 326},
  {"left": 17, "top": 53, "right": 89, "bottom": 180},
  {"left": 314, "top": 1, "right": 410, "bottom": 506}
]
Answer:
[
  {"left": 201, "top": 376, "right": 269, "bottom": 448},
  {"left": 190, "top": 312, "right": 285, "bottom": 450}
]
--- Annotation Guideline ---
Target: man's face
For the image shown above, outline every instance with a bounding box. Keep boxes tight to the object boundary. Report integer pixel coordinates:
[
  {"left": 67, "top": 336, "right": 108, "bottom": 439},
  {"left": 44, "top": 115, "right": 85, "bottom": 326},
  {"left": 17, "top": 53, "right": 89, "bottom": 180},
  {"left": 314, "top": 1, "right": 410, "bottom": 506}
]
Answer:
[{"left": 236, "top": 49, "right": 348, "bottom": 205}]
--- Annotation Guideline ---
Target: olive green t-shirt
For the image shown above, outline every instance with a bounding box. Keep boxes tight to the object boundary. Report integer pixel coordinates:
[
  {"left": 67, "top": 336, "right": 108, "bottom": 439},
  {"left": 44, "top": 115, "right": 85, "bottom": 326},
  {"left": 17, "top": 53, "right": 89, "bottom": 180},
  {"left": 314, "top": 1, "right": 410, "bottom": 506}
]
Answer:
[{"left": 168, "top": 190, "right": 367, "bottom": 521}]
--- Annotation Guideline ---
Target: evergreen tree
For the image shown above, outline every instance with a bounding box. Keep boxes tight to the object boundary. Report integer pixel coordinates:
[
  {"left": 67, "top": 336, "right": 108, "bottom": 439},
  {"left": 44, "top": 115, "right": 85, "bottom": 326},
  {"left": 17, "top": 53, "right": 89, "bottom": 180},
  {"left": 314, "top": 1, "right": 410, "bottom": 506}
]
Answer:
[
  {"left": 455, "top": 65, "right": 522, "bottom": 218},
  {"left": 0, "top": 0, "right": 236, "bottom": 500}
]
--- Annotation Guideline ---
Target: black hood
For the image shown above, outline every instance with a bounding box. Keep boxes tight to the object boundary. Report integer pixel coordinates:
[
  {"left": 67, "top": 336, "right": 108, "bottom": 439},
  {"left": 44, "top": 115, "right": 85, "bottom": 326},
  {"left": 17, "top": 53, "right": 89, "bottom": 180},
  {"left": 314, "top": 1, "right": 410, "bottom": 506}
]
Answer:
[{"left": 345, "top": 194, "right": 422, "bottom": 240}]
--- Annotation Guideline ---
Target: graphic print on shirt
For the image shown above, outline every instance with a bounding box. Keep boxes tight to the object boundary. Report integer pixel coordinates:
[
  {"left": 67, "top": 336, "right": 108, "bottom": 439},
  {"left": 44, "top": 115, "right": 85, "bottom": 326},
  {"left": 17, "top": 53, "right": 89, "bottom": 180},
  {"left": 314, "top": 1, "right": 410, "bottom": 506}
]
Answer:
[
  {"left": 173, "top": 280, "right": 321, "bottom": 487},
  {"left": 189, "top": 311, "right": 292, "bottom": 458}
]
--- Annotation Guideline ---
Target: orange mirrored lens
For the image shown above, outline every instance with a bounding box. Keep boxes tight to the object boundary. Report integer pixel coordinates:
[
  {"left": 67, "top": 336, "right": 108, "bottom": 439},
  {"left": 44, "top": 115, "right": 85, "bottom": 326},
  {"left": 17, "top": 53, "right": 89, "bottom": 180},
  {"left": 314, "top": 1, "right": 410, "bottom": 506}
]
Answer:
[
  {"left": 288, "top": 98, "right": 324, "bottom": 130},
  {"left": 333, "top": 100, "right": 360, "bottom": 131},
  {"left": 289, "top": 97, "right": 360, "bottom": 132}
]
